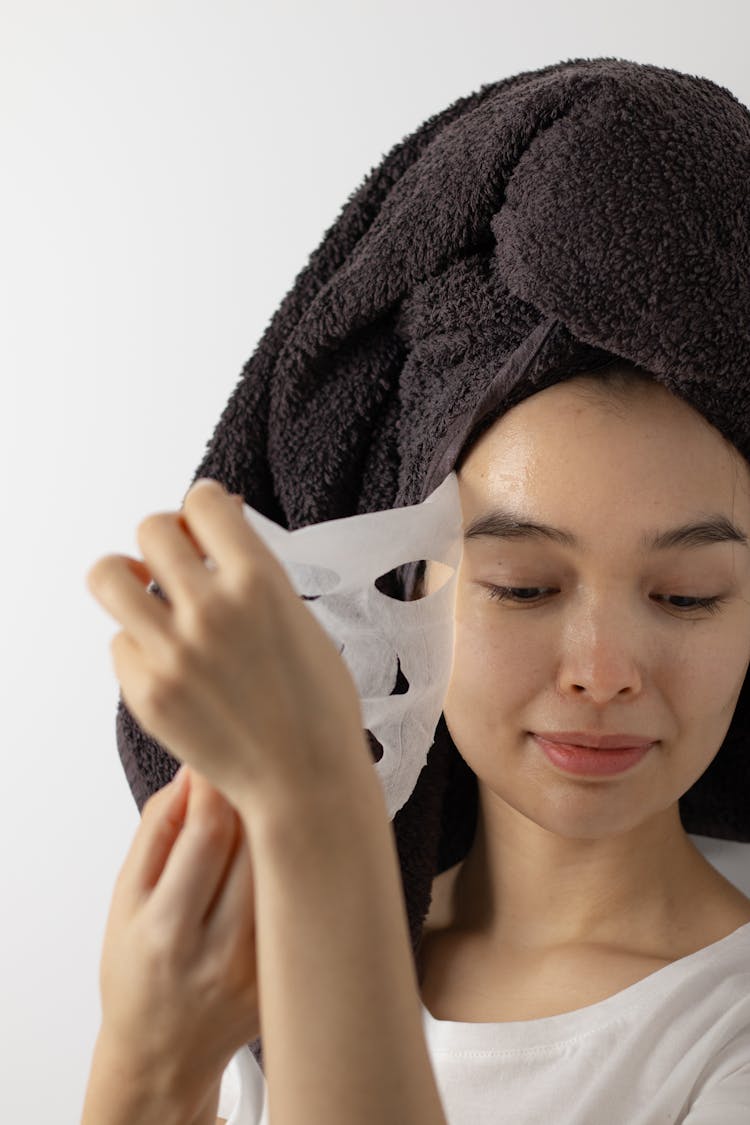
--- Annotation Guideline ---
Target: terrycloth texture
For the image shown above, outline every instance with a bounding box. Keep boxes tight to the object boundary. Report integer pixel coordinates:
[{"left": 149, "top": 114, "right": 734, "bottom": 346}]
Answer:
[{"left": 113, "top": 56, "right": 750, "bottom": 1074}]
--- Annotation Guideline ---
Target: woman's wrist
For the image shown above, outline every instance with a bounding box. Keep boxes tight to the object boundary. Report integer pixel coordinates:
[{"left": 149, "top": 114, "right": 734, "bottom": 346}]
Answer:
[
  {"left": 80, "top": 1027, "right": 220, "bottom": 1125},
  {"left": 236, "top": 739, "right": 385, "bottom": 844}
]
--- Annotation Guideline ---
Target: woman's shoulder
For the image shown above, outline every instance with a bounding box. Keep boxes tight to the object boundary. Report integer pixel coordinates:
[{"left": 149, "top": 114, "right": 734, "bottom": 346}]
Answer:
[
  {"left": 417, "top": 856, "right": 750, "bottom": 1023},
  {"left": 680, "top": 857, "right": 750, "bottom": 950}
]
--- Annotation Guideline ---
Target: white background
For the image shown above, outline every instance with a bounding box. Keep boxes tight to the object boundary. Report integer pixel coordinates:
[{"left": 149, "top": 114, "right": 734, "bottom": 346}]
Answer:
[{"left": 2, "top": 0, "right": 749, "bottom": 1119}]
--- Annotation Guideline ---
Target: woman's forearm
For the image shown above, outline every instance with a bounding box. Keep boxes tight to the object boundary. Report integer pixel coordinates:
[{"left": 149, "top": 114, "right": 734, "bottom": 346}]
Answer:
[
  {"left": 190, "top": 1079, "right": 222, "bottom": 1125},
  {"left": 80, "top": 1030, "right": 221, "bottom": 1125},
  {"left": 239, "top": 757, "right": 448, "bottom": 1125}
]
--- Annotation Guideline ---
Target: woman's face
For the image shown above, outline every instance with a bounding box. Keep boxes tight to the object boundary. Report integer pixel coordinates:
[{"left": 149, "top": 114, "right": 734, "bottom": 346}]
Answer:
[{"left": 425, "top": 376, "right": 750, "bottom": 840}]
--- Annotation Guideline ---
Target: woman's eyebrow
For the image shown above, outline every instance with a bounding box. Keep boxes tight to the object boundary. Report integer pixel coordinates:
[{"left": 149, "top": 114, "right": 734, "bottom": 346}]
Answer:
[{"left": 463, "top": 507, "right": 749, "bottom": 552}]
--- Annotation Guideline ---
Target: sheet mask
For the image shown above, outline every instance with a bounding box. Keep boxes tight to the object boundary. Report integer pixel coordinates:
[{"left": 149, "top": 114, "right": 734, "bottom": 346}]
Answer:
[{"left": 221, "top": 472, "right": 463, "bottom": 819}]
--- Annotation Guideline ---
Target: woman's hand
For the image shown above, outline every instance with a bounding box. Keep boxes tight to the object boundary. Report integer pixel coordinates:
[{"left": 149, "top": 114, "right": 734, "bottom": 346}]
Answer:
[
  {"left": 96, "top": 762, "right": 259, "bottom": 1105},
  {"left": 85, "top": 477, "right": 371, "bottom": 810}
]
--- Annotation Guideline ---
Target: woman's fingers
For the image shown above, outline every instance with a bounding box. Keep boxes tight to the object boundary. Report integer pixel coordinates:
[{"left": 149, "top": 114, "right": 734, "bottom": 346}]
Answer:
[
  {"left": 115, "top": 766, "right": 190, "bottom": 912},
  {"left": 205, "top": 812, "right": 256, "bottom": 940},
  {"left": 120, "top": 484, "right": 277, "bottom": 631},
  {"left": 86, "top": 553, "right": 174, "bottom": 660},
  {"left": 146, "top": 769, "right": 240, "bottom": 933},
  {"left": 136, "top": 510, "right": 213, "bottom": 606},
  {"left": 178, "top": 479, "right": 289, "bottom": 586}
]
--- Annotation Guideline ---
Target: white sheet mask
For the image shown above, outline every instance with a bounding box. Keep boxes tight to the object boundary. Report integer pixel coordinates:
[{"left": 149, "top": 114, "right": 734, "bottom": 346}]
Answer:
[{"left": 231, "top": 472, "right": 464, "bottom": 819}]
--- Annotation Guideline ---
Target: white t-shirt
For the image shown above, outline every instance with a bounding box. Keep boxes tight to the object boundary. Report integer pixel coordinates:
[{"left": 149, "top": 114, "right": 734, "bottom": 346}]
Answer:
[{"left": 216, "top": 835, "right": 750, "bottom": 1124}]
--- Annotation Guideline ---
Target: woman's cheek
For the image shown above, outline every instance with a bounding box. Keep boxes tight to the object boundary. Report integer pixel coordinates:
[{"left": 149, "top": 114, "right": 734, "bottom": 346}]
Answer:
[
  {"left": 448, "top": 590, "right": 537, "bottom": 705},
  {"left": 669, "top": 626, "right": 750, "bottom": 742}
]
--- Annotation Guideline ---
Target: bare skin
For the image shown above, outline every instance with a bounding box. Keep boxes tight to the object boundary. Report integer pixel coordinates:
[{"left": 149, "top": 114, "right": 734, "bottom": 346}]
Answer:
[
  {"left": 85, "top": 480, "right": 447, "bottom": 1124},
  {"left": 80, "top": 763, "right": 259, "bottom": 1125},
  {"left": 417, "top": 373, "right": 750, "bottom": 1022},
  {"left": 419, "top": 854, "right": 750, "bottom": 1023}
]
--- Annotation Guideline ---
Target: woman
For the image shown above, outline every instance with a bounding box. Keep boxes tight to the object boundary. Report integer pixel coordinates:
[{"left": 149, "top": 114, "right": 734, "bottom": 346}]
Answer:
[
  {"left": 81, "top": 56, "right": 750, "bottom": 1123},
  {"left": 415, "top": 364, "right": 750, "bottom": 1022}
]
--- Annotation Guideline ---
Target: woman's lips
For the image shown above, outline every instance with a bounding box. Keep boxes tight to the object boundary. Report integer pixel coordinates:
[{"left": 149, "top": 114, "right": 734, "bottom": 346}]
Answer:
[
  {"left": 533, "top": 730, "right": 655, "bottom": 749},
  {"left": 531, "top": 734, "right": 655, "bottom": 777}
]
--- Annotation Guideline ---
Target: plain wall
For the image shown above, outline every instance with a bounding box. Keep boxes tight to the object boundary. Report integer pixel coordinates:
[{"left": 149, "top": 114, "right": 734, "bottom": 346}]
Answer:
[{"left": 2, "top": 0, "right": 749, "bottom": 1118}]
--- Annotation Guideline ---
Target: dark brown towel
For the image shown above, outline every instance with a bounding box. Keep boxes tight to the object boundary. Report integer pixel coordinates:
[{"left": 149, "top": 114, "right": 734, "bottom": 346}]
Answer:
[{"left": 113, "top": 56, "right": 750, "bottom": 1072}]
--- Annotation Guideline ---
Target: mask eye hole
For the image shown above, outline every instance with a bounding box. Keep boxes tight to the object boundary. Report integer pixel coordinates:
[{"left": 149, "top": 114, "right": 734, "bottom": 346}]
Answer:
[
  {"left": 376, "top": 559, "right": 455, "bottom": 601},
  {"left": 374, "top": 565, "right": 406, "bottom": 600}
]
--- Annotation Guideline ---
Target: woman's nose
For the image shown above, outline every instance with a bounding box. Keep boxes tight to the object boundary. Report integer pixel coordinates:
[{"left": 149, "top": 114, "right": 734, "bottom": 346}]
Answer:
[{"left": 556, "top": 599, "right": 645, "bottom": 702}]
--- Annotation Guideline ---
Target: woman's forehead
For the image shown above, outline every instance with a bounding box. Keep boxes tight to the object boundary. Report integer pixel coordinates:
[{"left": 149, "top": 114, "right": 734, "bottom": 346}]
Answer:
[{"left": 454, "top": 383, "right": 750, "bottom": 548}]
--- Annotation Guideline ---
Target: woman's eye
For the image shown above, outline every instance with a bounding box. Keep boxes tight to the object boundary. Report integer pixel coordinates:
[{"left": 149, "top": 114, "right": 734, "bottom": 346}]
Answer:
[
  {"left": 661, "top": 595, "right": 725, "bottom": 613},
  {"left": 485, "top": 586, "right": 550, "bottom": 603},
  {"left": 483, "top": 586, "right": 726, "bottom": 615}
]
